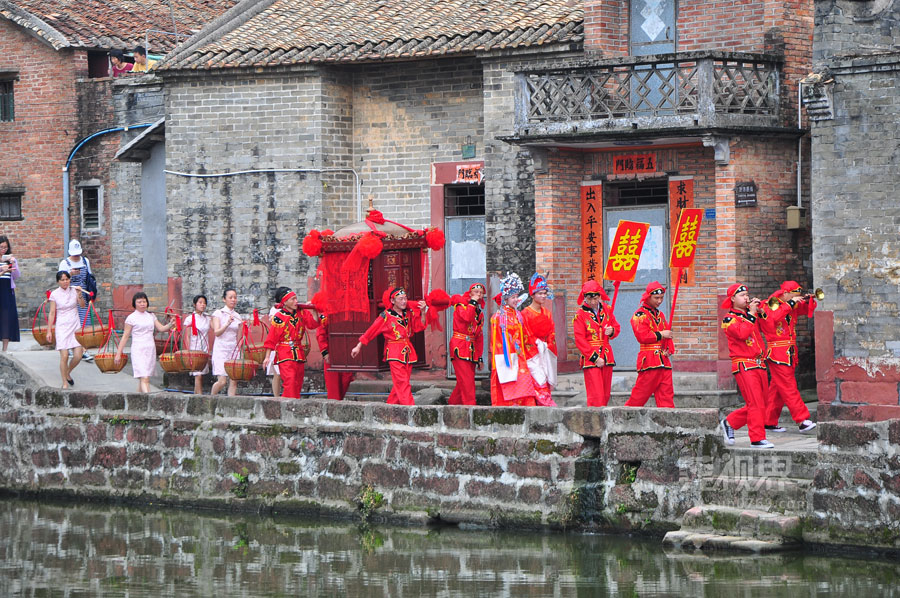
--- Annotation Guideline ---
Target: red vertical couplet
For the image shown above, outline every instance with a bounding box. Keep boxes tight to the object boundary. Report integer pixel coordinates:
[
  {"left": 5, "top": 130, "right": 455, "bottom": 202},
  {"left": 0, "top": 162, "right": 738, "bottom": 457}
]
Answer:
[
  {"left": 580, "top": 183, "right": 603, "bottom": 282},
  {"left": 603, "top": 220, "right": 651, "bottom": 310},
  {"left": 668, "top": 178, "right": 695, "bottom": 287}
]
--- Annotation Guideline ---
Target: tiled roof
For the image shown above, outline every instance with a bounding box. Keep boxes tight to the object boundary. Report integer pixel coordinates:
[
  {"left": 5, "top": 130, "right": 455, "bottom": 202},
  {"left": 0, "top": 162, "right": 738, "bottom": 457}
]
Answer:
[
  {"left": 0, "top": 0, "right": 236, "bottom": 51},
  {"left": 162, "top": 0, "right": 583, "bottom": 70}
]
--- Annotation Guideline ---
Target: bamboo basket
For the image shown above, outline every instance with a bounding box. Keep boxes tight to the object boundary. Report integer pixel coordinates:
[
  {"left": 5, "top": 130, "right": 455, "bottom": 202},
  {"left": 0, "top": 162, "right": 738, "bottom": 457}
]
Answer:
[
  {"left": 32, "top": 325, "right": 55, "bottom": 347},
  {"left": 242, "top": 345, "right": 267, "bottom": 365},
  {"left": 75, "top": 324, "right": 108, "bottom": 349},
  {"left": 159, "top": 351, "right": 185, "bottom": 373},
  {"left": 176, "top": 349, "right": 210, "bottom": 372},
  {"left": 95, "top": 352, "right": 128, "bottom": 373},
  {"left": 225, "top": 358, "right": 258, "bottom": 381}
]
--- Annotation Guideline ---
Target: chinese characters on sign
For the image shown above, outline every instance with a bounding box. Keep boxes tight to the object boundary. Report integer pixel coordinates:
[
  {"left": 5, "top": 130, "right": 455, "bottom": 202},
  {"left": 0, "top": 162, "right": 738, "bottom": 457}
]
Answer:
[
  {"left": 604, "top": 220, "right": 650, "bottom": 283},
  {"left": 668, "top": 177, "right": 696, "bottom": 286},
  {"left": 455, "top": 164, "right": 484, "bottom": 184},
  {"left": 613, "top": 153, "right": 657, "bottom": 176},
  {"left": 580, "top": 183, "right": 602, "bottom": 281},
  {"left": 735, "top": 181, "right": 757, "bottom": 207},
  {"left": 670, "top": 208, "right": 703, "bottom": 270}
]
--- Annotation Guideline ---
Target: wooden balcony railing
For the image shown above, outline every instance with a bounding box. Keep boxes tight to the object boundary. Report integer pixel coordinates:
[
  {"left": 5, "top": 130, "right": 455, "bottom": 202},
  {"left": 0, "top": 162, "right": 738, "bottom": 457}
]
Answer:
[{"left": 514, "top": 51, "right": 782, "bottom": 136}]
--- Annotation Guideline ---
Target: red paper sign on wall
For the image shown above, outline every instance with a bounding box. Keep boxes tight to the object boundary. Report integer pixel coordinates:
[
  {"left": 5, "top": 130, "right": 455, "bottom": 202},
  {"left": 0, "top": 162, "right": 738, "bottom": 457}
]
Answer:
[
  {"left": 604, "top": 220, "right": 650, "bottom": 283},
  {"left": 613, "top": 153, "right": 657, "bottom": 175},
  {"left": 670, "top": 208, "right": 703, "bottom": 269},
  {"left": 580, "top": 183, "right": 603, "bottom": 282}
]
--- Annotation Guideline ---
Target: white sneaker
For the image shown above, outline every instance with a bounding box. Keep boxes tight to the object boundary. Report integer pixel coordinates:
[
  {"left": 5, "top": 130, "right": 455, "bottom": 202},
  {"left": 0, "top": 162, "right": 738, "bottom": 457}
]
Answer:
[
  {"left": 765, "top": 425, "right": 787, "bottom": 433},
  {"left": 720, "top": 419, "right": 735, "bottom": 446},
  {"left": 751, "top": 439, "right": 775, "bottom": 449},
  {"left": 82, "top": 353, "right": 94, "bottom": 362},
  {"left": 799, "top": 420, "right": 817, "bottom": 432}
]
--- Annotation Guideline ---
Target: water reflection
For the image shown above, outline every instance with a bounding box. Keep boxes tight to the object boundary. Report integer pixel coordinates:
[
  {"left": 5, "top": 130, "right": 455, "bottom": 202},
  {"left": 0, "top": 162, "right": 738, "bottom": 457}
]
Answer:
[{"left": 1, "top": 498, "right": 898, "bottom": 597}]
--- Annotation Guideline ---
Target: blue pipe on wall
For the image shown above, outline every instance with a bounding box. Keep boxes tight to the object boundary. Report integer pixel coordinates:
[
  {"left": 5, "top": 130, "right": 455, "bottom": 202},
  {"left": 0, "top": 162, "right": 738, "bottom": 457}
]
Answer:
[{"left": 62, "top": 123, "right": 154, "bottom": 255}]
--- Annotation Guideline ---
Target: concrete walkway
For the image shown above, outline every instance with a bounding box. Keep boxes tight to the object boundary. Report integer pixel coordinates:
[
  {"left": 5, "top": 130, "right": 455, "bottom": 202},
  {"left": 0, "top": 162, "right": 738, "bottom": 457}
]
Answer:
[{"left": 4, "top": 332, "right": 161, "bottom": 393}]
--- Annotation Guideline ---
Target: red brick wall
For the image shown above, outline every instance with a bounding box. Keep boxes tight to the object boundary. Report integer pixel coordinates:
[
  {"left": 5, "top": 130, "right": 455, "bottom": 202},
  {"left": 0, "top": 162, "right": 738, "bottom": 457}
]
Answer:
[
  {"left": 583, "top": 0, "right": 629, "bottom": 56},
  {"left": 0, "top": 20, "right": 78, "bottom": 261},
  {"left": 677, "top": 0, "right": 767, "bottom": 52}
]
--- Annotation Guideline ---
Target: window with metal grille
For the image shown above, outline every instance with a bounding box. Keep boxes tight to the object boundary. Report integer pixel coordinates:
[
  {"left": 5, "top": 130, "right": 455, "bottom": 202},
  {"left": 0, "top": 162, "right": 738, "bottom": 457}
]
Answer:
[
  {"left": 81, "top": 187, "right": 101, "bottom": 229},
  {"left": 604, "top": 180, "right": 669, "bottom": 206},
  {"left": 0, "top": 192, "right": 22, "bottom": 220},
  {"left": 444, "top": 184, "right": 485, "bottom": 217},
  {"left": 0, "top": 80, "right": 13, "bottom": 122}
]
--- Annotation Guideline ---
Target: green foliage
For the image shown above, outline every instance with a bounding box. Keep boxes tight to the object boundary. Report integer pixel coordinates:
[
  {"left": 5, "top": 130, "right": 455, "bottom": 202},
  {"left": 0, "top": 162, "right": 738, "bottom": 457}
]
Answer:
[
  {"left": 231, "top": 468, "right": 250, "bottom": 499},
  {"left": 620, "top": 462, "right": 639, "bottom": 485},
  {"left": 356, "top": 485, "right": 384, "bottom": 521}
]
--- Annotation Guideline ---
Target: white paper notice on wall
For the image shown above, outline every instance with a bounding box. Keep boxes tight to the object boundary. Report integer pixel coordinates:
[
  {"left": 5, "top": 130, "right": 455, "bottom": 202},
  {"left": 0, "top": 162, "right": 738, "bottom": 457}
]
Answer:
[{"left": 450, "top": 240, "right": 487, "bottom": 279}]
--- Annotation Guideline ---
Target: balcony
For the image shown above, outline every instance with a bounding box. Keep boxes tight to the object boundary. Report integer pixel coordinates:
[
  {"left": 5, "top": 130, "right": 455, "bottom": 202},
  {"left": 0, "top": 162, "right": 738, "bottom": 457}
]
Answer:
[{"left": 512, "top": 51, "right": 783, "bottom": 140}]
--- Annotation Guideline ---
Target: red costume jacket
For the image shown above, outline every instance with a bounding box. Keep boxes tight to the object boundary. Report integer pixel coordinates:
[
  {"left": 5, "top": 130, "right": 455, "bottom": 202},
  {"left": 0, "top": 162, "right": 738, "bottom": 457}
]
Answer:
[
  {"left": 573, "top": 304, "right": 620, "bottom": 368},
  {"left": 449, "top": 299, "right": 484, "bottom": 363},
  {"left": 316, "top": 314, "right": 331, "bottom": 357},
  {"left": 722, "top": 308, "right": 766, "bottom": 372},
  {"left": 631, "top": 303, "right": 672, "bottom": 371},
  {"left": 759, "top": 297, "right": 816, "bottom": 366},
  {"left": 521, "top": 304, "right": 557, "bottom": 360},
  {"left": 359, "top": 307, "right": 426, "bottom": 364},
  {"left": 263, "top": 308, "right": 319, "bottom": 363}
]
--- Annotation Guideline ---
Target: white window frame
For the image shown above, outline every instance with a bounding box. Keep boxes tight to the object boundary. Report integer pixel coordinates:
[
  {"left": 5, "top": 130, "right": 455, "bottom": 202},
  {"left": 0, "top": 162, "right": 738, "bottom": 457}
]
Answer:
[{"left": 79, "top": 183, "right": 103, "bottom": 231}]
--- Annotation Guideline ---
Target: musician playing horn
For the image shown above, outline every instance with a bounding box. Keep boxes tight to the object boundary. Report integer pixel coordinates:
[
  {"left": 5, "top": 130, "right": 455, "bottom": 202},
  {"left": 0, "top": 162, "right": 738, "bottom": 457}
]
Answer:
[{"left": 759, "top": 280, "right": 817, "bottom": 433}]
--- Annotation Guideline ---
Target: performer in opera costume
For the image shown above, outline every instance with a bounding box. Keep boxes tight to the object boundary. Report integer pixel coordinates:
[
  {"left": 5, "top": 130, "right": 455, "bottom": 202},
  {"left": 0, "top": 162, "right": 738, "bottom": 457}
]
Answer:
[
  {"left": 624, "top": 281, "right": 675, "bottom": 408},
  {"left": 572, "top": 280, "right": 620, "bottom": 407},
  {"left": 521, "top": 273, "right": 557, "bottom": 407},
  {"left": 759, "top": 281, "right": 817, "bottom": 433},
  {"left": 489, "top": 273, "right": 536, "bottom": 407},
  {"left": 351, "top": 287, "right": 427, "bottom": 405},
  {"left": 262, "top": 289, "right": 320, "bottom": 399},
  {"left": 719, "top": 284, "right": 773, "bottom": 449},
  {"left": 448, "top": 283, "right": 486, "bottom": 405},
  {"left": 316, "top": 313, "right": 355, "bottom": 401}
]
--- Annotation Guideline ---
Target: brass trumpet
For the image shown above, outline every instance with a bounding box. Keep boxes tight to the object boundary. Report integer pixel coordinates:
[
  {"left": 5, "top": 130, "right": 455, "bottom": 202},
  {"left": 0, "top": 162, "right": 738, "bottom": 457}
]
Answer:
[
  {"left": 810, "top": 288, "right": 825, "bottom": 301},
  {"left": 766, "top": 296, "right": 781, "bottom": 310}
]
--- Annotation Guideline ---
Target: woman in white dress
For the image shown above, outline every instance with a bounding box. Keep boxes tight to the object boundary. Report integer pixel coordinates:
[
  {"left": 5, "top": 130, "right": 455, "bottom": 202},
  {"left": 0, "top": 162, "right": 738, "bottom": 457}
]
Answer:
[
  {"left": 46, "top": 270, "right": 86, "bottom": 388},
  {"left": 114, "top": 292, "right": 175, "bottom": 393},
  {"left": 210, "top": 288, "right": 243, "bottom": 396},
  {"left": 183, "top": 294, "right": 211, "bottom": 395}
]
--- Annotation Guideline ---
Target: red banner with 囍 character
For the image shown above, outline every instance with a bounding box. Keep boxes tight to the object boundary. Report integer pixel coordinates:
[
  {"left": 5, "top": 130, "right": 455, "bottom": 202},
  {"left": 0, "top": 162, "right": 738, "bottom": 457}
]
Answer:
[
  {"left": 669, "top": 178, "right": 696, "bottom": 286},
  {"left": 670, "top": 208, "right": 703, "bottom": 270},
  {"left": 580, "top": 183, "right": 602, "bottom": 282},
  {"left": 604, "top": 220, "right": 650, "bottom": 283}
]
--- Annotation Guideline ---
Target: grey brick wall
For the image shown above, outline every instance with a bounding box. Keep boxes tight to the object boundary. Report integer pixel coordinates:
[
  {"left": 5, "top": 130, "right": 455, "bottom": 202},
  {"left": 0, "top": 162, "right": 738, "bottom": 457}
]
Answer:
[
  {"left": 163, "top": 72, "right": 324, "bottom": 310},
  {"left": 811, "top": 0, "right": 900, "bottom": 358}
]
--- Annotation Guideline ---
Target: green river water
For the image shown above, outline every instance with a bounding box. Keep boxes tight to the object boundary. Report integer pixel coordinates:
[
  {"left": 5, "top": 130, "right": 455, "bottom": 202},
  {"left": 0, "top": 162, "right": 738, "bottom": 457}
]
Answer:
[{"left": 0, "top": 498, "right": 897, "bottom": 597}]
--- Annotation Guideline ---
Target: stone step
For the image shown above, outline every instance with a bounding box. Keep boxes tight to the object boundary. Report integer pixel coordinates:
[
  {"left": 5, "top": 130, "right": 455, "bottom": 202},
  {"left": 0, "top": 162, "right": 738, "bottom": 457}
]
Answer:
[
  {"left": 663, "top": 504, "right": 802, "bottom": 552},
  {"left": 699, "top": 476, "right": 811, "bottom": 513}
]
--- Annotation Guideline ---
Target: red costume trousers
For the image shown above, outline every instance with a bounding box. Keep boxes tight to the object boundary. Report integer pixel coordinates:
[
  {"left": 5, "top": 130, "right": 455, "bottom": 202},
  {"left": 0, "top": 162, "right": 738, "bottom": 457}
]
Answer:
[
  {"left": 584, "top": 367, "right": 613, "bottom": 407},
  {"left": 765, "top": 361, "right": 810, "bottom": 425},
  {"left": 387, "top": 361, "right": 414, "bottom": 405},
  {"left": 625, "top": 369, "right": 675, "bottom": 408},
  {"left": 726, "top": 368, "right": 769, "bottom": 442},
  {"left": 449, "top": 357, "right": 477, "bottom": 405},
  {"left": 324, "top": 361, "right": 354, "bottom": 401},
  {"left": 279, "top": 361, "right": 305, "bottom": 399}
]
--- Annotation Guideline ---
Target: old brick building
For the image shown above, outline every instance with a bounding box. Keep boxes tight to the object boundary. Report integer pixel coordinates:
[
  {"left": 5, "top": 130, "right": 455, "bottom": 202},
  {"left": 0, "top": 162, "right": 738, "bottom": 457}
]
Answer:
[
  {"left": 156, "top": 0, "right": 813, "bottom": 379},
  {"left": 809, "top": 0, "right": 900, "bottom": 421},
  {"left": 0, "top": 0, "right": 233, "bottom": 323}
]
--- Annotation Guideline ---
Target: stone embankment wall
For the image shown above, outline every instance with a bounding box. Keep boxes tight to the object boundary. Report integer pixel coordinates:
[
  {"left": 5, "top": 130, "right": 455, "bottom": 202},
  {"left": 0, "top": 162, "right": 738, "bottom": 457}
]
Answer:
[
  {"left": 808, "top": 419, "right": 900, "bottom": 548},
  {"left": 0, "top": 356, "right": 720, "bottom": 531}
]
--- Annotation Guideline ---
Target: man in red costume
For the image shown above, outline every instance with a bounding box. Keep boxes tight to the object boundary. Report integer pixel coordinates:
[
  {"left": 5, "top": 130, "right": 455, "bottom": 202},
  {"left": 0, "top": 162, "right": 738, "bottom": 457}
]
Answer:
[
  {"left": 316, "top": 313, "right": 355, "bottom": 400},
  {"left": 521, "top": 273, "right": 557, "bottom": 406},
  {"left": 262, "top": 290, "right": 320, "bottom": 399},
  {"left": 350, "top": 287, "right": 427, "bottom": 405},
  {"left": 448, "top": 283, "right": 486, "bottom": 405},
  {"left": 720, "top": 284, "right": 773, "bottom": 448},
  {"left": 759, "top": 281, "right": 817, "bottom": 433},
  {"left": 625, "top": 281, "right": 675, "bottom": 408},
  {"left": 573, "top": 280, "right": 620, "bottom": 406}
]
